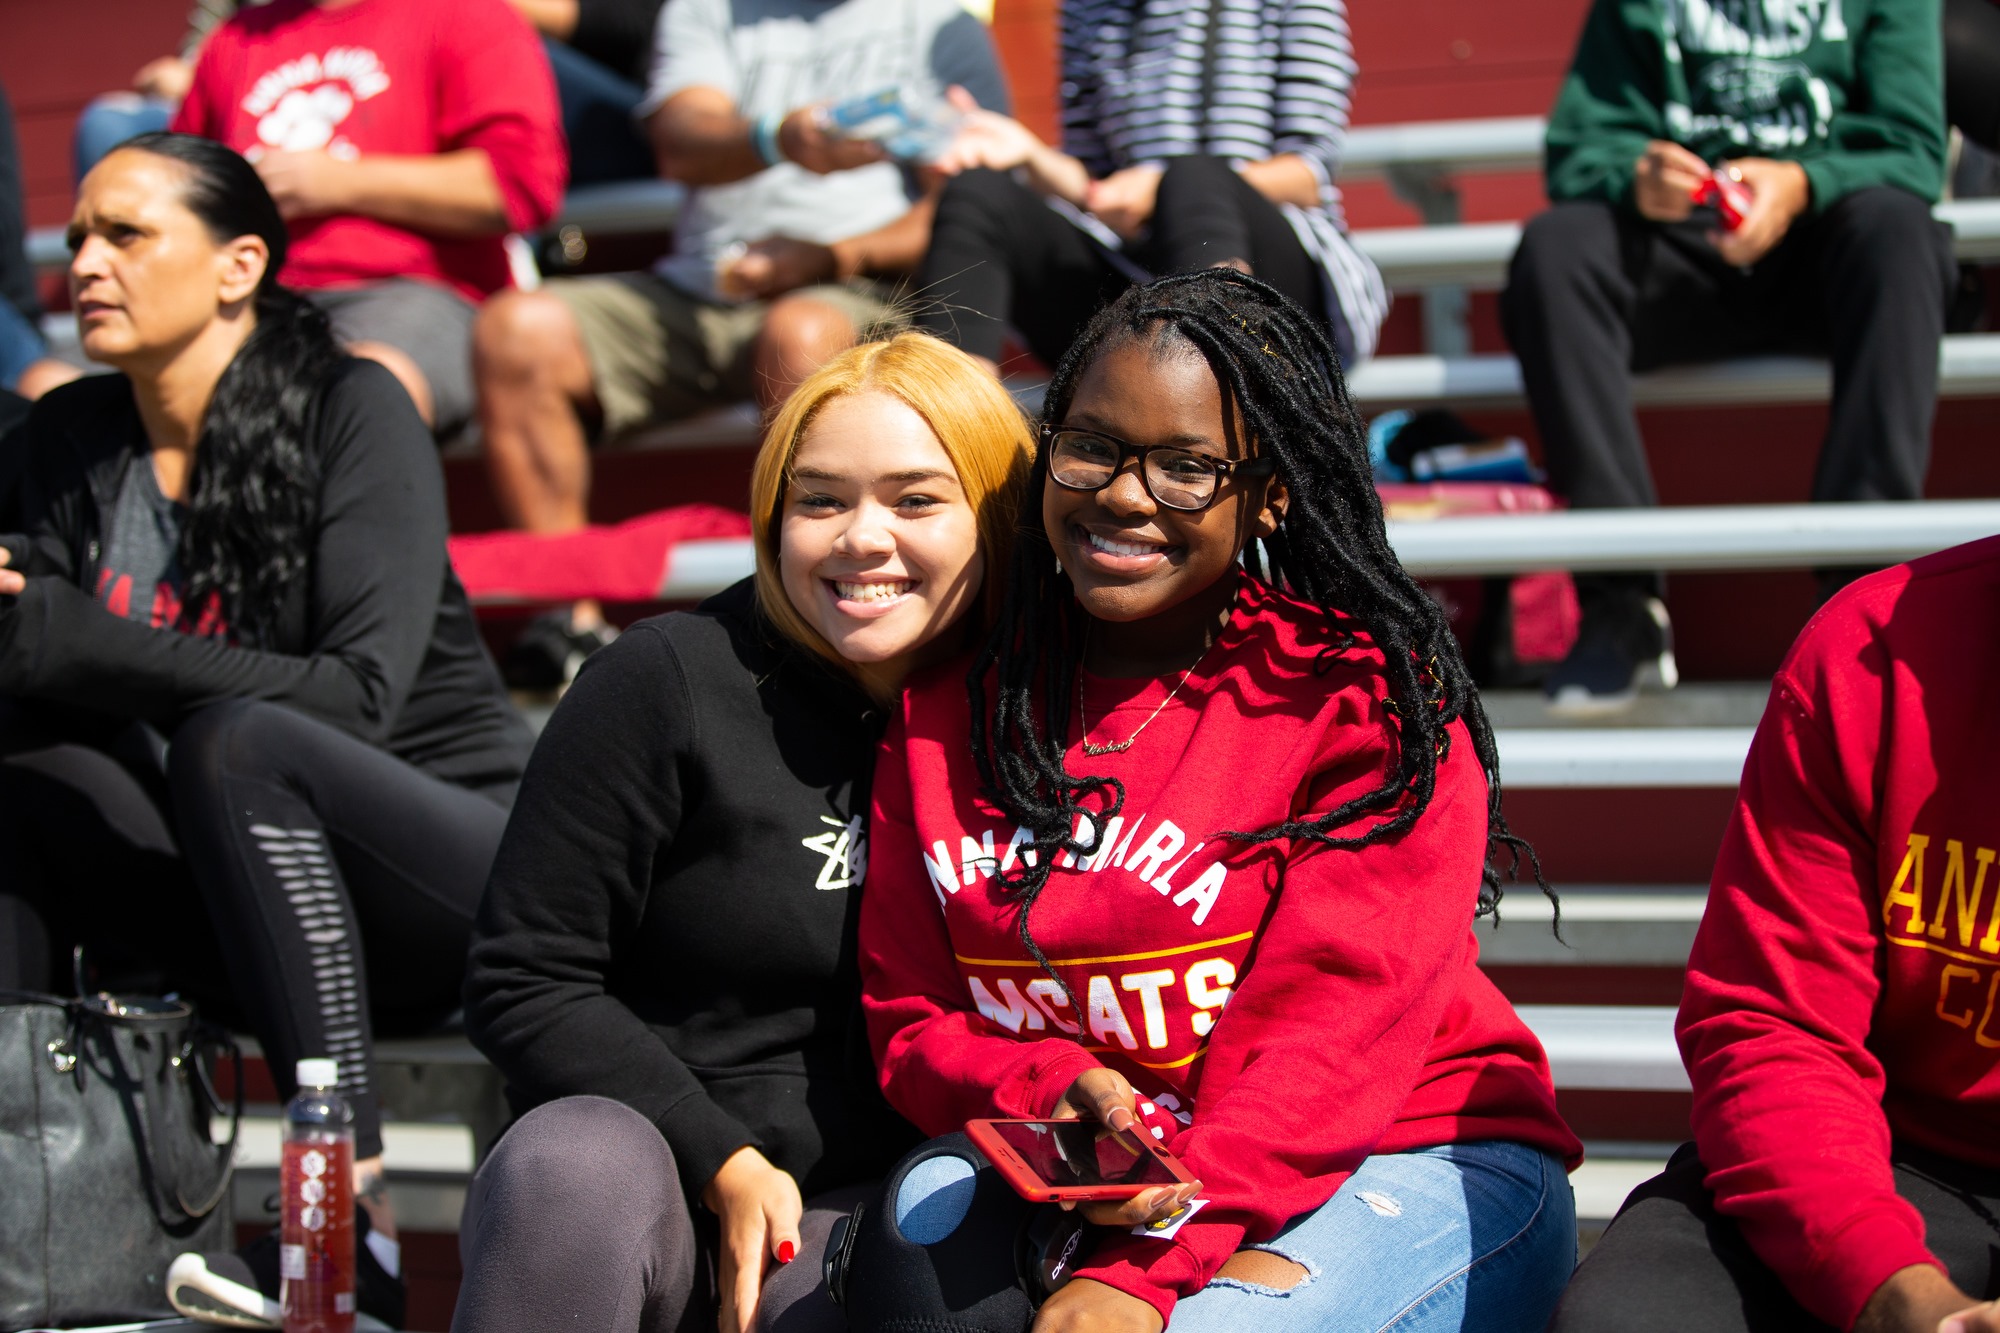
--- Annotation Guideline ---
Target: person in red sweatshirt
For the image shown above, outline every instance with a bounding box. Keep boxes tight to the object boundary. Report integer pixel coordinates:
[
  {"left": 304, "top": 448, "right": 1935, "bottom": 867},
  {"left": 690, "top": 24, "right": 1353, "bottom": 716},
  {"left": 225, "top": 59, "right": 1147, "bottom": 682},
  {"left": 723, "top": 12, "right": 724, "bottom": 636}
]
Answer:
[
  {"left": 857, "top": 270, "right": 1582, "bottom": 1333},
  {"left": 172, "top": 0, "right": 565, "bottom": 433},
  {"left": 1549, "top": 538, "right": 2000, "bottom": 1333}
]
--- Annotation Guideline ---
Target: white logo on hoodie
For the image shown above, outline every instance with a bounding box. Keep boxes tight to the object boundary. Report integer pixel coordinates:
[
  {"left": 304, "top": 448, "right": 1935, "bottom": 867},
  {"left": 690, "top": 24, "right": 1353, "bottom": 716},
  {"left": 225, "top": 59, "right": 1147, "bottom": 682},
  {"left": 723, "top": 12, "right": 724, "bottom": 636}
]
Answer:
[{"left": 801, "top": 814, "right": 866, "bottom": 891}]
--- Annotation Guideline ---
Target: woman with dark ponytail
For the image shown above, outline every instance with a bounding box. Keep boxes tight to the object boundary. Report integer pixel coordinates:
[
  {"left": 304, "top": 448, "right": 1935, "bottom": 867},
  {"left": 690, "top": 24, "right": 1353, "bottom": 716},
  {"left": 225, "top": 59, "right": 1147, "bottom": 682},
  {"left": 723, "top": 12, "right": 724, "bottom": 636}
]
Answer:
[
  {"left": 0, "top": 133, "right": 531, "bottom": 1327},
  {"left": 856, "top": 270, "right": 1582, "bottom": 1332}
]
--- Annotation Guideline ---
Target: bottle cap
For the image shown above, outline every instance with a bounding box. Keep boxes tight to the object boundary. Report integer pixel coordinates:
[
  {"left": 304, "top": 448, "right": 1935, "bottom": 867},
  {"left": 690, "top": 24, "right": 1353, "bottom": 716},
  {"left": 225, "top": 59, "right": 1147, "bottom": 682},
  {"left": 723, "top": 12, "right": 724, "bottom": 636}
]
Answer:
[{"left": 295, "top": 1058, "right": 339, "bottom": 1088}]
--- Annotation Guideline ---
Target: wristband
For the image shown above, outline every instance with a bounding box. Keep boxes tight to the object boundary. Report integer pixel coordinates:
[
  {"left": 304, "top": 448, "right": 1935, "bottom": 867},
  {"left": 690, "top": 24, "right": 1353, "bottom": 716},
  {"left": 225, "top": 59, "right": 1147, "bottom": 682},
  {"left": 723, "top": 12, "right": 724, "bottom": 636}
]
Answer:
[{"left": 753, "top": 114, "right": 786, "bottom": 168}]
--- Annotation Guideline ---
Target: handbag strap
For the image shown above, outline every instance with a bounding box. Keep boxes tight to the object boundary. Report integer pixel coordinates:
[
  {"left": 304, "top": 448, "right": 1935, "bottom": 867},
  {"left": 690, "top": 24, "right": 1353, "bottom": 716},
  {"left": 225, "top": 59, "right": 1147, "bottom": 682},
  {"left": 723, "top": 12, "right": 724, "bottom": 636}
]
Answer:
[{"left": 169, "top": 1023, "right": 243, "bottom": 1221}]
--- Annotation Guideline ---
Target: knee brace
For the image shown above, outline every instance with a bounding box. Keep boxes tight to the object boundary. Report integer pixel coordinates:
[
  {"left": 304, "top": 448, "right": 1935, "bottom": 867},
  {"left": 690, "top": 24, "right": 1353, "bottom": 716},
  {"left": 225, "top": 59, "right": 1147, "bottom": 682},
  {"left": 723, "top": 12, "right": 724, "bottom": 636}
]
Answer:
[{"left": 824, "top": 1132, "right": 1089, "bottom": 1333}]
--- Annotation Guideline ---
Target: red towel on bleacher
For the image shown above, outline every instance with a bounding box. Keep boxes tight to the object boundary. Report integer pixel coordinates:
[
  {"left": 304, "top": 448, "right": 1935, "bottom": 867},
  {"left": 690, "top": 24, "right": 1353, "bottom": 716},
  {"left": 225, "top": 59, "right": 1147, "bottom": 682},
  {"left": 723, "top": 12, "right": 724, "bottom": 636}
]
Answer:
[{"left": 448, "top": 506, "right": 751, "bottom": 605}]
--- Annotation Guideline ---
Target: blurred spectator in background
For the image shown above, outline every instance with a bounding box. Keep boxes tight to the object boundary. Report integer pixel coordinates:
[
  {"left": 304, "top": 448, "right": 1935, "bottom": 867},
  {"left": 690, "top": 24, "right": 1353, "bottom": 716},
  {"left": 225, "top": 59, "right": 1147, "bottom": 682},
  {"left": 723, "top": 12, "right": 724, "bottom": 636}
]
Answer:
[
  {"left": 1502, "top": 0, "right": 1954, "bottom": 717},
  {"left": 0, "top": 81, "right": 67, "bottom": 400},
  {"left": 171, "top": 0, "right": 566, "bottom": 434},
  {"left": 1946, "top": 0, "right": 2000, "bottom": 209},
  {"left": 1947, "top": 0, "right": 2000, "bottom": 155},
  {"left": 72, "top": 2, "right": 254, "bottom": 184},
  {"left": 508, "top": 0, "right": 668, "bottom": 187},
  {"left": 79, "top": 0, "right": 657, "bottom": 188},
  {"left": 911, "top": 0, "right": 1387, "bottom": 374},
  {"left": 0, "top": 82, "right": 46, "bottom": 393},
  {"left": 471, "top": 0, "right": 1008, "bottom": 690}
]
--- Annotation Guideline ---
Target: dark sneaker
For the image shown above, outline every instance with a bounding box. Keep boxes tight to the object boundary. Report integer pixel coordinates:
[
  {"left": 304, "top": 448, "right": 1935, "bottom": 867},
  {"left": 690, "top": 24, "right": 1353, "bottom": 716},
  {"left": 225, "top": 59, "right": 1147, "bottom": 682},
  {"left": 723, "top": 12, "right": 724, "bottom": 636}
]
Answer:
[
  {"left": 502, "top": 608, "right": 619, "bottom": 691},
  {"left": 167, "top": 1205, "right": 406, "bottom": 1330},
  {"left": 1544, "top": 594, "right": 1677, "bottom": 718}
]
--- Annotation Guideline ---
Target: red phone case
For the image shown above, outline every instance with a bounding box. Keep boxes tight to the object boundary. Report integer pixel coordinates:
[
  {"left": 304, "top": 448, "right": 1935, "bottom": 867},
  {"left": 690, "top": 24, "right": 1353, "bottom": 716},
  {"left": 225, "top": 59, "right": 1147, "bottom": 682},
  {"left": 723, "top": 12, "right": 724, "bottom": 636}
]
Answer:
[
  {"left": 1692, "top": 170, "right": 1752, "bottom": 230},
  {"left": 965, "top": 1118, "right": 1196, "bottom": 1203}
]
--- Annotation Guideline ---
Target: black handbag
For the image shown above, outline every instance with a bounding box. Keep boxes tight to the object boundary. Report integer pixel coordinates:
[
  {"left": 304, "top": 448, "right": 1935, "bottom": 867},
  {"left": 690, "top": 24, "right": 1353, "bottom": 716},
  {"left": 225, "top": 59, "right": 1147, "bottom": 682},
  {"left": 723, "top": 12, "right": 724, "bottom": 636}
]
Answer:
[
  {"left": 825, "top": 1132, "right": 1089, "bottom": 1333},
  {"left": 0, "top": 991, "right": 243, "bottom": 1331}
]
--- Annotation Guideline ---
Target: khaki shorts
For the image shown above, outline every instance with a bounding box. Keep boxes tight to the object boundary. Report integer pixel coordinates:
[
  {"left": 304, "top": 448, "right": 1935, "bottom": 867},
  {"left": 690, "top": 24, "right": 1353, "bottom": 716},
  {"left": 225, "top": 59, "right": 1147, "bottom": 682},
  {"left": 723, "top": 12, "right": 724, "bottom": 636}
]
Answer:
[{"left": 549, "top": 271, "right": 906, "bottom": 439}]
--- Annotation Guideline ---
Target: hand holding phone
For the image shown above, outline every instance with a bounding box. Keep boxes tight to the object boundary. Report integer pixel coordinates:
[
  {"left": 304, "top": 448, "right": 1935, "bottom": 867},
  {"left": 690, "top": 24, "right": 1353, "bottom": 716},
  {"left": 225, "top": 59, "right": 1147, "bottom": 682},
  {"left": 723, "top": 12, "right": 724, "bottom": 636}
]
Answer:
[
  {"left": 1691, "top": 166, "right": 1754, "bottom": 231},
  {"left": 966, "top": 1118, "right": 1197, "bottom": 1204},
  {"left": 822, "top": 87, "right": 963, "bottom": 164}
]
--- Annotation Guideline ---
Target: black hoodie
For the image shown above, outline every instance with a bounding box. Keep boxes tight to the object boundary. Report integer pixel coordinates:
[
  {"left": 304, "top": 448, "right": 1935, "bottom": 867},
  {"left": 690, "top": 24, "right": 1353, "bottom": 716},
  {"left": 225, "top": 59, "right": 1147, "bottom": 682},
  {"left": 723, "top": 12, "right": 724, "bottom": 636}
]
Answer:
[
  {"left": 0, "top": 362, "right": 531, "bottom": 789},
  {"left": 464, "top": 580, "right": 920, "bottom": 1199}
]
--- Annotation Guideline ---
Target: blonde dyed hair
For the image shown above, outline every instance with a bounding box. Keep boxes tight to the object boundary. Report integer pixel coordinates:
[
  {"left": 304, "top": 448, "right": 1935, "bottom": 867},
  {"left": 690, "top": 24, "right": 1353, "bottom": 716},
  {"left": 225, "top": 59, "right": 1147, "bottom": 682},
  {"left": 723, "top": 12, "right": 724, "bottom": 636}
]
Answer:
[{"left": 749, "top": 332, "right": 1035, "bottom": 694}]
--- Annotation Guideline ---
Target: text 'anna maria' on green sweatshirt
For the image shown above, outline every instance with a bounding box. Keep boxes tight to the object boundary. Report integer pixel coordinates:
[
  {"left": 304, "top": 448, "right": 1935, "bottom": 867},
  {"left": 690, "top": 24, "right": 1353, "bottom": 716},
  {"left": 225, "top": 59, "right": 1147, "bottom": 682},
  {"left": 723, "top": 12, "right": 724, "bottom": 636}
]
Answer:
[{"left": 1545, "top": 0, "right": 1945, "bottom": 215}]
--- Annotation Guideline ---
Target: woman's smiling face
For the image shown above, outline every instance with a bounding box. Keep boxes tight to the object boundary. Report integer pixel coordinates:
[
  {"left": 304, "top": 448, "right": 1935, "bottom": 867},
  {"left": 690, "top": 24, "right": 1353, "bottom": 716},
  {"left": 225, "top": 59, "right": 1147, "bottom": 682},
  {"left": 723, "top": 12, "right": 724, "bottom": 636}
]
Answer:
[
  {"left": 1045, "top": 336, "right": 1285, "bottom": 670},
  {"left": 779, "top": 391, "right": 985, "bottom": 683}
]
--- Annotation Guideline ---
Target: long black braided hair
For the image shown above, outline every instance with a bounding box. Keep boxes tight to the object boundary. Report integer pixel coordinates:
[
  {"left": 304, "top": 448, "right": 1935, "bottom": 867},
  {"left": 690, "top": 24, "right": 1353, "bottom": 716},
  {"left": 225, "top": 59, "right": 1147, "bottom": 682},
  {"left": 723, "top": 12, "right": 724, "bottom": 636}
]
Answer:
[
  {"left": 966, "top": 269, "right": 1555, "bottom": 987},
  {"left": 115, "top": 133, "right": 340, "bottom": 646}
]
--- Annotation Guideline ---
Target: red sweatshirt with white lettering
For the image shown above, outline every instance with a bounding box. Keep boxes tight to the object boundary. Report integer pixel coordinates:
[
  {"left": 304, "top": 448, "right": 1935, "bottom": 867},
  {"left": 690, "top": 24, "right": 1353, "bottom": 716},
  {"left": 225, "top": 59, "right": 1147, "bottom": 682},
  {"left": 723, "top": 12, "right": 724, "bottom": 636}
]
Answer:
[
  {"left": 1680, "top": 536, "right": 2000, "bottom": 1331},
  {"left": 860, "top": 577, "right": 1581, "bottom": 1325}
]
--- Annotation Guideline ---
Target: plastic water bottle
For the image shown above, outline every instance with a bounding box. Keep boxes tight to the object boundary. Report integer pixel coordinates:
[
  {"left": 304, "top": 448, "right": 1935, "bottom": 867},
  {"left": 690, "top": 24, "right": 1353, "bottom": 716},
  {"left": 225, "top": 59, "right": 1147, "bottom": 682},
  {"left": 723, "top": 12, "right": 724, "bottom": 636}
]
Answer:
[{"left": 280, "top": 1058, "right": 356, "bottom": 1333}]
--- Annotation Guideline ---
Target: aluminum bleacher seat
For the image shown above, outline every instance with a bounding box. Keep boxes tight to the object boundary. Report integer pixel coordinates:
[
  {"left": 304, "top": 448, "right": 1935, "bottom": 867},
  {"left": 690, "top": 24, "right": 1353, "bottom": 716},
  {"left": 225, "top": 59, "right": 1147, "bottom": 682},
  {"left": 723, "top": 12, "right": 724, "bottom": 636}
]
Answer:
[
  {"left": 644, "top": 499, "right": 2000, "bottom": 601},
  {"left": 1355, "top": 197, "right": 2000, "bottom": 292},
  {"left": 1346, "top": 331, "right": 2000, "bottom": 410}
]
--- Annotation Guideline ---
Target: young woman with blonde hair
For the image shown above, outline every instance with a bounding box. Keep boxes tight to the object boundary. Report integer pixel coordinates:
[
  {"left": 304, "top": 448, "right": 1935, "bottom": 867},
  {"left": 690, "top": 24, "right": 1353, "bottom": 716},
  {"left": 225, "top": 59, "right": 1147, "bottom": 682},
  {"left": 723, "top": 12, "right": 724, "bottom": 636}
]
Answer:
[{"left": 453, "top": 330, "right": 1034, "bottom": 1333}]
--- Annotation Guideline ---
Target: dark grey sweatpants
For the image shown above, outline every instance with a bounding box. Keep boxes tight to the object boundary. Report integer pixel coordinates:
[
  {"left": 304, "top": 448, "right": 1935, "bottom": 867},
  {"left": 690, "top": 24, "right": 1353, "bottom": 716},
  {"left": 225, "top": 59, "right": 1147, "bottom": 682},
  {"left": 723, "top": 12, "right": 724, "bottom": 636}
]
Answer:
[{"left": 451, "top": 1096, "right": 861, "bottom": 1333}]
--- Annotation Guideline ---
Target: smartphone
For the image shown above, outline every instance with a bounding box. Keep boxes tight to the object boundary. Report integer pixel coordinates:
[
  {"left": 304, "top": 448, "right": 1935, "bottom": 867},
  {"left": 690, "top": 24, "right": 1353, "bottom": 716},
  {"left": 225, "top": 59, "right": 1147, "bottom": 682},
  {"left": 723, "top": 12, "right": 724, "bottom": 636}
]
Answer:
[
  {"left": 1691, "top": 170, "right": 1752, "bottom": 231},
  {"left": 823, "top": 87, "right": 961, "bottom": 163},
  {"left": 965, "top": 1117, "right": 1196, "bottom": 1203}
]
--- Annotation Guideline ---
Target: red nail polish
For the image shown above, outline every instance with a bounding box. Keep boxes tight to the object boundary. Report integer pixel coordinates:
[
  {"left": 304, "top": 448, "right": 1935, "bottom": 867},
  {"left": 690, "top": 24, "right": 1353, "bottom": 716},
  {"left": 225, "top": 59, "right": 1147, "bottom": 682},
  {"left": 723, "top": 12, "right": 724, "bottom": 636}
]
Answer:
[{"left": 778, "top": 1240, "right": 796, "bottom": 1264}]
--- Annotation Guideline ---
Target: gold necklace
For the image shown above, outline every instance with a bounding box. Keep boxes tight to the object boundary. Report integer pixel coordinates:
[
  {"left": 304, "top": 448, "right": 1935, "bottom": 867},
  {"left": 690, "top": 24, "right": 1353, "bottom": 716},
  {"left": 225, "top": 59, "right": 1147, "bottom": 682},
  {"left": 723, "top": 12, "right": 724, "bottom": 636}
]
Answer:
[{"left": 1077, "top": 638, "right": 1212, "bottom": 757}]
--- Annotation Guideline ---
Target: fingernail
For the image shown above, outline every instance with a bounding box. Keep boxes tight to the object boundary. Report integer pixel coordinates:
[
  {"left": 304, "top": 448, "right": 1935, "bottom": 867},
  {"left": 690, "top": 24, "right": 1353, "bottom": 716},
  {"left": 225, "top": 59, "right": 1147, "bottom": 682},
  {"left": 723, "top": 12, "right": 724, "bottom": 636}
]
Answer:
[
  {"left": 778, "top": 1240, "right": 795, "bottom": 1264},
  {"left": 1108, "top": 1106, "right": 1135, "bottom": 1131}
]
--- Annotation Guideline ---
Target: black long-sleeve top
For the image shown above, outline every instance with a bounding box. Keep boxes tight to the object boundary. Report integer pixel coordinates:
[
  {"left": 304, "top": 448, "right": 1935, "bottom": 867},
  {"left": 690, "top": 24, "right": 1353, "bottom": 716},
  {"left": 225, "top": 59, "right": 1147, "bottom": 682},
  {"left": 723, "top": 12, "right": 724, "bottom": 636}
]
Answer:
[
  {"left": 0, "top": 362, "right": 531, "bottom": 789},
  {"left": 464, "top": 580, "right": 919, "bottom": 1199}
]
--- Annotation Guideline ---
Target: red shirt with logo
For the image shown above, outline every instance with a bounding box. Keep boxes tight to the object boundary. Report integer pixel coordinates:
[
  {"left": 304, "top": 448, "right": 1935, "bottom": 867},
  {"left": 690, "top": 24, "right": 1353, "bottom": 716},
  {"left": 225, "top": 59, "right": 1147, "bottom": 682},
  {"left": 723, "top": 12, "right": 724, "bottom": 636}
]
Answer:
[
  {"left": 1680, "top": 536, "right": 2000, "bottom": 1330},
  {"left": 861, "top": 576, "right": 1581, "bottom": 1324},
  {"left": 173, "top": 0, "right": 565, "bottom": 301}
]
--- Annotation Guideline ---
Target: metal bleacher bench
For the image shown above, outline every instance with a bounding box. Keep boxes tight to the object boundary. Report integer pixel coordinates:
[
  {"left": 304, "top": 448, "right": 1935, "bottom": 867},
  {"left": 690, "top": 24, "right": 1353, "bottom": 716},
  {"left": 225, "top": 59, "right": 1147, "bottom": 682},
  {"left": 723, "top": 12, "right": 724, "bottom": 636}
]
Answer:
[
  {"left": 644, "top": 497, "right": 2000, "bottom": 602},
  {"left": 1356, "top": 196, "right": 2000, "bottom": 291}
]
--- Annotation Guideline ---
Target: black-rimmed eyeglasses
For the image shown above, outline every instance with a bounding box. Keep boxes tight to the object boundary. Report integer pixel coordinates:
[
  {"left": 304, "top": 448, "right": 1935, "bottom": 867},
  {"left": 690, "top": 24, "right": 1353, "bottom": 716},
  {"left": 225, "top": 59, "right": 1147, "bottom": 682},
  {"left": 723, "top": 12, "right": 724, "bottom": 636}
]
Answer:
[{"left": 1043, "top": 426, "right": 1277, "bottom": 513}]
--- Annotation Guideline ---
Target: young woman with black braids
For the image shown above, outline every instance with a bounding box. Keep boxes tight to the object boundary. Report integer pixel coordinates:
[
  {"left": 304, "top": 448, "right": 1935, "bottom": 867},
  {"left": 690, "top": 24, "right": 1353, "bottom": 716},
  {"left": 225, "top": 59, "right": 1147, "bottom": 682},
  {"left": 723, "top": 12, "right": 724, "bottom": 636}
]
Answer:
[
  {"left": 0, "top": 134, "right": 532, "bottom": 1326},
  {"left": 858, "top": 270, "right": 1581, "bottom": 1333}
]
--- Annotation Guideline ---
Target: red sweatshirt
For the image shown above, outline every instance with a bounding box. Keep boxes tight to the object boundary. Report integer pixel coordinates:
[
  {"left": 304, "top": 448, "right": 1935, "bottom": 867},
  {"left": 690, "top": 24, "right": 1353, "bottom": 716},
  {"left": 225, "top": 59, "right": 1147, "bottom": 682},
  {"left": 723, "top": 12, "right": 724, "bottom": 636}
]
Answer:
[
  {"left": 861, "top": 578, "right": 1581, "bottom": 1325},
  {"left": 173, "top": 0, "right": 565, "bottom": 302},
  {"left": 1681, "top": 536, "right": 2000, "bottom": 1330}
]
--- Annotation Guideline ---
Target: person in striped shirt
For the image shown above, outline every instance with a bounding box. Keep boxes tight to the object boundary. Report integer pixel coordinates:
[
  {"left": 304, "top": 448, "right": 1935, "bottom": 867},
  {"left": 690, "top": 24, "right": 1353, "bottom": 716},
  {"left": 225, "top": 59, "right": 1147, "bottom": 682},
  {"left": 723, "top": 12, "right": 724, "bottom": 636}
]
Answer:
[{"left": 912, "top": 0, "right": 1386, "bottom": 374}]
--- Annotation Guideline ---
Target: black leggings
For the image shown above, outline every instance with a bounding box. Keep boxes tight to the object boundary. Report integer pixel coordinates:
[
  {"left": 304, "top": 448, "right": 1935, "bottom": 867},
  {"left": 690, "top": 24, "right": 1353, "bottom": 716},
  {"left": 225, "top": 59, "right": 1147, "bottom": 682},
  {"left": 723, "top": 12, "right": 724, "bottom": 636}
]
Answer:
[
  {"left": 1947, "top": 0, "right": 2000, "bottom": 151},
  {"left": 0, "top": 699, "right": 513, "bottom": 1158},
  {"left": 453, "top": 1096, "right": 857, "bottom": 1333},
  {"left": 915, "top": 155, "right": 1333, "bottom": 369},
  {"left": 1548, "top": 1142, "right": 2000, "bottom": 1331}
]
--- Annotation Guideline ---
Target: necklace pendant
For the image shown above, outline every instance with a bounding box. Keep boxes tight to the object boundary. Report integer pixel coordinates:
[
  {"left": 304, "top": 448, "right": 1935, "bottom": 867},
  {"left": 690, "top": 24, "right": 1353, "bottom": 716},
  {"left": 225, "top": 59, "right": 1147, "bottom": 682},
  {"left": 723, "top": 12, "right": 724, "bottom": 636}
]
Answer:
[{"left": 1081, "top": 738, "right": 1133, "bottom": 756}]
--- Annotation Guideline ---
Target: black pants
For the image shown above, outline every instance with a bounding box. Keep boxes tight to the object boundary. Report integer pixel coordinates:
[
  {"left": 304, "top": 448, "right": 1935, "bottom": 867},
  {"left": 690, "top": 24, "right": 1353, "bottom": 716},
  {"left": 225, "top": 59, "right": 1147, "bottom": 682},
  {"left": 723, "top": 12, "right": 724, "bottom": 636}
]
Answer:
[
  {"left": 0, "top": 699, "right": 513, "bottom": 1158},
  {"left": 915, "top": 155, "right": 1334, "bottom": 369},
  {"left": 1948, "top": 0, "right": 2000, "bottom": 151},
  {"left": 1500, "top": 190, "right": 1955, "bottom": 517},
  {"left": 1548, "top": 1142, "right": 2000, "bottom": 1332}
]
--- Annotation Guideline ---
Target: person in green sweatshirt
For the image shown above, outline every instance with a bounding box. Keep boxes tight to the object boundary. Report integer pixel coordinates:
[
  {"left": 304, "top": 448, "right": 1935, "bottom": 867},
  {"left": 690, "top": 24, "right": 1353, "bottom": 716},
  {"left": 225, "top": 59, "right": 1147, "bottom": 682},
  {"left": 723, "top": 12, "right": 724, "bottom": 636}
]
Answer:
[{"left": 1500, "top": 0, "right": 1955, "bottom": 718}]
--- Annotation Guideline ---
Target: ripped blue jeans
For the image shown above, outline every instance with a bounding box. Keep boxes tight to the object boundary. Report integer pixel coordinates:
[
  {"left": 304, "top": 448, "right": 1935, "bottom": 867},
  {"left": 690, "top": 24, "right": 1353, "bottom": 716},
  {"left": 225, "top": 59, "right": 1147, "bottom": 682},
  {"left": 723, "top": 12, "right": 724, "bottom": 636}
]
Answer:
[
  {"left": 1166, "top": 1141, "right": 1575, "bottom": 1333},
  {"left": 897, "top": 1139, "right": 1574, "bottom": 1332}
]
